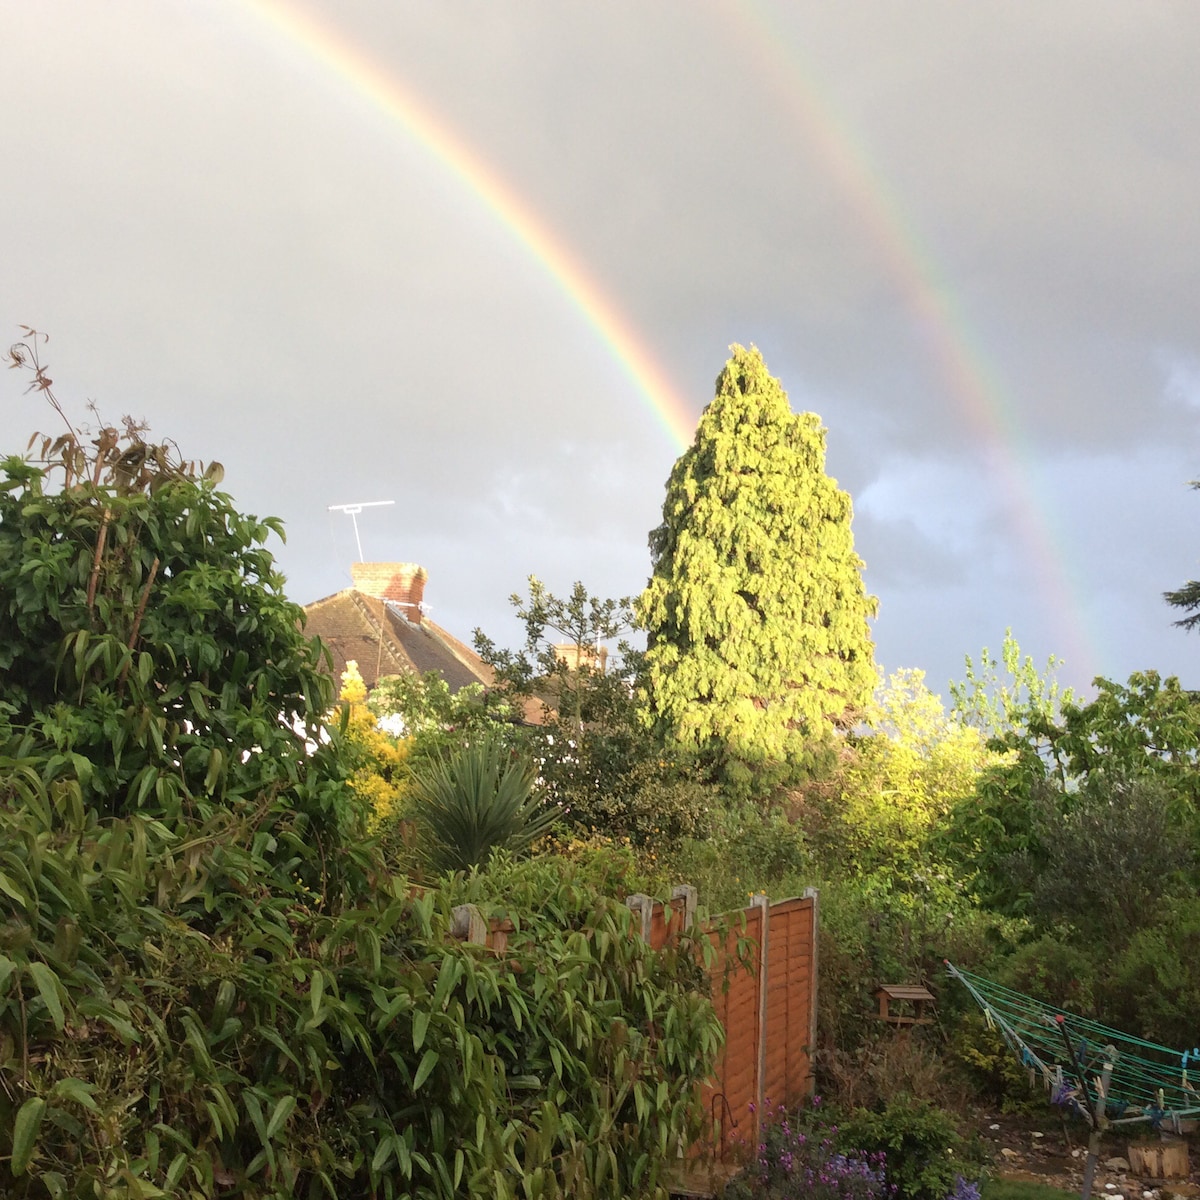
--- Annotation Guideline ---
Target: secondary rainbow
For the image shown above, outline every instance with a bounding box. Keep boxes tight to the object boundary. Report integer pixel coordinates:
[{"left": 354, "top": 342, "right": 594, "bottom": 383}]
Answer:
[
  {"left": 236, "top": 0, "right": 1092, "bottom": 676},
  {"left": 236, "top": 0, "right": 697, "bottom": 454},
  {"left": 732, "top": 2, "right": 1097, "bottom": 679}
]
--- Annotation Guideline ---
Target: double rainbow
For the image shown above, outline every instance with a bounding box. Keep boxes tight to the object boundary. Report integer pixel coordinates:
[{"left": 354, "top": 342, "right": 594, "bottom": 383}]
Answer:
[{"left": 235, "top": 0, "right": 1094, "bottom": 679}]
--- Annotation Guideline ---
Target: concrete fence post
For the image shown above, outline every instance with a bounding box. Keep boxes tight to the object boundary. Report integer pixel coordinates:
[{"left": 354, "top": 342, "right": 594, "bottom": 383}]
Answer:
[
  {"left": 670, "top": 884, "right": 698, "bottom": 929},
  {"left": 750, "top": 893, "right": 771, "bottom": 1146},
  {"left": 625, "top": 893, "right": 653, "bottom": 941},
  {"left": 450, "top": 904, "right": 487, "bottom": 945}
]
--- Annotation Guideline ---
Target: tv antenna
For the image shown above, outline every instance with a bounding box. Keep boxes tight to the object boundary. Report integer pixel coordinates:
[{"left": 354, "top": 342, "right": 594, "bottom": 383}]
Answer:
[{"left": 328, "top": 500, "right": 394, "bottom": 561}]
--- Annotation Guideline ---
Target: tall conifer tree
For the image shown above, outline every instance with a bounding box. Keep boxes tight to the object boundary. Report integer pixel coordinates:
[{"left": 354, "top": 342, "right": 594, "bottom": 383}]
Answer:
[{"left": 638, "top": 345, "right": 877, "bottom": 785}]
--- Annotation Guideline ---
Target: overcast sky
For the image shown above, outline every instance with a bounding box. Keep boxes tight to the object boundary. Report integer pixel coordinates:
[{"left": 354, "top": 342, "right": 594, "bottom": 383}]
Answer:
[{"left": 4, "top": 1, "right": 1200, "bottom": 699}]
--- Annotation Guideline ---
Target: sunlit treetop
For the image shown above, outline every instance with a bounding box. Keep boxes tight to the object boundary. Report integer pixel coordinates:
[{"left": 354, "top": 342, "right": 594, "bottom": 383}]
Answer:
[{"left": 639, "top": 344, "right": 877, "bottom": 789}]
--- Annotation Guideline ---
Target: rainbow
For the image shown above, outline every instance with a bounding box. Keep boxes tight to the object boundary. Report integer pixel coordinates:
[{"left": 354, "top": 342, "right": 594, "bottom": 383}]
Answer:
[
  {"left": 235, "top": 0, "right": 698, "bottom": 453},
  {"left": 235, "top": 1, "right": 1094, "bottom": 679},
  {"left": 731, "top": 2, "right": 1097, "bottom": 680}
]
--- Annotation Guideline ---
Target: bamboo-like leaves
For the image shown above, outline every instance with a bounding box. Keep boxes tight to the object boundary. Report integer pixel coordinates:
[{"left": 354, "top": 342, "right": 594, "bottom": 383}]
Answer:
[
  {"left": 27, "top": 962, "right": 65, "bottom": 1031},
  {"left": 11, "top": 1097, "right": 45, "bottom": 1176}
]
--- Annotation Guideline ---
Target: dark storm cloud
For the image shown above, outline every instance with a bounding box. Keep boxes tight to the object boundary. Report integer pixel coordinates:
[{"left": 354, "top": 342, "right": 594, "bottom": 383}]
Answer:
[{"left": 3, "top": 0, "right": 1200, "bottom": 696}]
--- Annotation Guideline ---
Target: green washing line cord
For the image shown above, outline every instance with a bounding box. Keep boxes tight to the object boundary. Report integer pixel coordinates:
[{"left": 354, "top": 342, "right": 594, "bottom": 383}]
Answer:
[{"left": 946, "top": 961, "right": 1200, "bottom": 1128}]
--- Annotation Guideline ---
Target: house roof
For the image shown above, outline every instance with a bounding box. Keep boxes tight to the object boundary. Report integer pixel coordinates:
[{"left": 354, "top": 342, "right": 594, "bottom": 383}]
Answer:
[
  {"left": 302, "top": 586, "right": 546, "bottom": 725},
  {"left": 303, "top": 588, "right": 491, "bottom": 693}
]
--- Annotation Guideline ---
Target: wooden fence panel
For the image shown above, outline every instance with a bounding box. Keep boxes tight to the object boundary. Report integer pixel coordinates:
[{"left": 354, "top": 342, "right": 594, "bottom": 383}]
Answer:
[
  {"left": 638, "top": 887, "right": 818, "bottom": 1161},
  {"left": 760, "top": 895, "right": 816, "bottom": 1112}
]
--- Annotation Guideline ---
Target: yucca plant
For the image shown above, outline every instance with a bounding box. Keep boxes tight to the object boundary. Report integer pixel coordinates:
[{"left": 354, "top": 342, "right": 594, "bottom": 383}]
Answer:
[{"left": 410, "top": 734, "right": 559, "bottom": 871}]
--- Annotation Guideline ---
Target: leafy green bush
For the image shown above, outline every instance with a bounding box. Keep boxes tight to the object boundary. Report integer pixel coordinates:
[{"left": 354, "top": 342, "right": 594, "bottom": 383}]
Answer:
[
  {"left": 0, "top": 398, "right": 354, "bottom": 892},
  {"left": 812, "top": 670, "right": 998, "bottom": 881},
  {"left": 728, "top": 1095, "right": 978, "bottom": 1200},
  {"left": 537, "top": 730, "right": 717, "bottom": 847},
  {"left": 650, "top": 805, "right": 808, "bottom": 914},
  {"left": 0, "top": 381, "right": 724, "bottom": 1198},
  {"left": 999, "top": 932, "right": 1098, "bottom": 1016},
  {"left": 1104, "top": 897, "right": 1200, "bottom": 1047},
  {"left": 947, "top": 1016, "right": 1041, "bottom": 1113},
  {"left": 1015, "top": 776, "right": 1196, "bottom": 941},
  {"left": 0, "top": 764, "right": 722, "bottom": 1197},
  {"left": 723, "top": 1100, "right": 888, "bottom": 1200},
  {"left": 944, "top": 667, "right": 1200, "bottom": 917},
  {"left": 839, "top": 1097, "right": 974, "bottom": 1200}
]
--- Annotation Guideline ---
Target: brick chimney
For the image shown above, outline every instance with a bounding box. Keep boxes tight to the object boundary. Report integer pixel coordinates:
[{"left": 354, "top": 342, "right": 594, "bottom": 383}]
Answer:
[
  {"left": 552, "top": 642, "right": 608, "bottom": 673},
  {"left": 350, "top": 562, "right": 427, "bottom": 622}
]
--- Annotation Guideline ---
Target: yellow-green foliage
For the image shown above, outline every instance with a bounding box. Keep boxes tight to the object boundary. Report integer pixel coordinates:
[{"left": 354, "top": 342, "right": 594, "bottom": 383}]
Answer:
[
  {"left": 833, "top": 670, "right": 1006, "bottom": 876},
  {"left": 949, "top": 1014, "right": 1041, "bottom": 1110},
  {"left": 339, "top": 661, "right": 410, "bottom": 825},
  {"left": 639, "top": 345, "right": 878, "bottom": 789}
]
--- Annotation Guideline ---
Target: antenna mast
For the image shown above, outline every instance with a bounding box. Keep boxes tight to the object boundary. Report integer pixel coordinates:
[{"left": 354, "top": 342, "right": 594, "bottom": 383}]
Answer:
[{"left": 328, "top": 500, "right": 395, "bottom": 561}]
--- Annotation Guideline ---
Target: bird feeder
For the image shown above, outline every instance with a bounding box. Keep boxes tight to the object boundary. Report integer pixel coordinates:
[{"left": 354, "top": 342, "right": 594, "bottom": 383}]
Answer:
[{"left": 874, "top": 984, "right": 935, "bottom": 1027}]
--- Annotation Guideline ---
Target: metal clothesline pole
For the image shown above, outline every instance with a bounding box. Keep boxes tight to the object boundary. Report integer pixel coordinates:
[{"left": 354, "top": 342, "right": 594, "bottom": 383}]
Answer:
[{"left": 947, "top": 961, "right": 1200, "bottom": 1200}]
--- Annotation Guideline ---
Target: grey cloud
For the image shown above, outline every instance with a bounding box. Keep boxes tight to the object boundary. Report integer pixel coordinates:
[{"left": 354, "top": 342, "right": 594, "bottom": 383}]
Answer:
[{"left": 4, "top": 0, "right": 1200, "bottom": 700}]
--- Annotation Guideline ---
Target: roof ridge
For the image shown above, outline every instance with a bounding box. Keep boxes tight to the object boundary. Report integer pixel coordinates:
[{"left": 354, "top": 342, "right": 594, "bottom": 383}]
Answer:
[
  {"left": 304, "top": 586, "right": 356, "bottom": 611},
  {"left": 349, "top": 590, "right": 414, "bottom": 677}
]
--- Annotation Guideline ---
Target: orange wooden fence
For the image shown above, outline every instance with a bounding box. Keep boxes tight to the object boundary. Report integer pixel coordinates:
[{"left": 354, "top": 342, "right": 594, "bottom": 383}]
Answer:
[
  {"left": 623, "top": 886, "right": 819, "bottom": 1159},
  {"left": 451, "top": 884, "right": 818, "bottom": 1162}
]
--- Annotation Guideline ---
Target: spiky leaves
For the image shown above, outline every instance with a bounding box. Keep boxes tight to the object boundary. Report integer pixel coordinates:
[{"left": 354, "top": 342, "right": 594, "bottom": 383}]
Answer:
[
  {"left": 639, "top": 345, "right": 877, "bottom": 786},
  {"left": 410, "top": 734, "right": 558, "bottom": 872}
]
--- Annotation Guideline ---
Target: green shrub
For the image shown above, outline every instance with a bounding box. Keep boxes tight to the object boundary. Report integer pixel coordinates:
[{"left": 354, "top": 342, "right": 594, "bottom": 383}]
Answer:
[
  {"left": 0, "top": 767, "right": 723, "bottom": 1198},
  {"left": 542, "top": 738, "right": 717, "bottom": 847},
  {"left": 1018, "top": 776, "right": 1196, "bottom": 941},
  {"left": 947, "top": 1015, "right": 1042, "bottom": 1113},
  {"left": 723, "top": 1100, "right": 888, "bottom": 1200},
  {"left": 1104, "top": 897, "right": 1200, "bottom": 1047},
  {"left": 813, "top": 669, "right": 998, "bottom": 881},
  {"left": 408, "top": 733, "right": 558, "bottom": 872},
  {"left": 839, "top": 1097, "right": 975, "bottom": 1200},
  {"left": 650, "top": 805, "right": 808, "bottom": 914},
  {"left": 999, "top": 932, "right": 1098, "bottom": 1016}
]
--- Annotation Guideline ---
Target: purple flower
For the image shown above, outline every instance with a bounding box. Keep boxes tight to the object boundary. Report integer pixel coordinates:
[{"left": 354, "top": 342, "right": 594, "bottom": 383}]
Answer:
[
  {"left": 945, "top": 1178, "right": 982, "bottom": 1200},
  {"left": 738, "top": 1104, "right": 890, "bottom": 1200}
]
